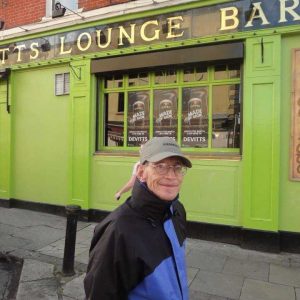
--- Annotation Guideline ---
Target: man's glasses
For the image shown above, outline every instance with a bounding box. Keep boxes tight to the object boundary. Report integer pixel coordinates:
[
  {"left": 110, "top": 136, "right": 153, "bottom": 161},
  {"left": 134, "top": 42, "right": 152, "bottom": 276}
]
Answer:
[{"left": 149, "top": 163, "right": 187, "bottom": 176}]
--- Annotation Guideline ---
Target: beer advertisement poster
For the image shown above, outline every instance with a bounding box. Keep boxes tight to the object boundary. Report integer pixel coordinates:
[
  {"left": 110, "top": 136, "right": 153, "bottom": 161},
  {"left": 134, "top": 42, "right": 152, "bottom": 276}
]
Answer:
[
  {"left": 182, "top": 87, "right": 208, "bottom": 147},
  {"left": 127, "top": 91, "right": 149, "bottom": 146},
  {"left": 153, "top": 89, "right": 178, "bottom": 139}
]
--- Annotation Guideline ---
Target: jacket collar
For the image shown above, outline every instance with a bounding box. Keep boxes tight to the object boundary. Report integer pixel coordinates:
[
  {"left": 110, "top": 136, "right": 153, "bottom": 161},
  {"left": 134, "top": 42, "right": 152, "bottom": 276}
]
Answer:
[{"left": 127, "top": 179, "right": 177, "bottom": 222}]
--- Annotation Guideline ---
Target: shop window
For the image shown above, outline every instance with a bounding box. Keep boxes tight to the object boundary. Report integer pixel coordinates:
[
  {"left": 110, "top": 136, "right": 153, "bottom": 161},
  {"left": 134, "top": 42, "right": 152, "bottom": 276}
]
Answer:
[
  {"left": 55, "top": 73, "right": 70, "bottom": 96},
  {"left": 97, "top": 63, "right": 241, "bottom": 153},
  {"left": 105, "top": 93, "right": 124, "bottom": 146}
]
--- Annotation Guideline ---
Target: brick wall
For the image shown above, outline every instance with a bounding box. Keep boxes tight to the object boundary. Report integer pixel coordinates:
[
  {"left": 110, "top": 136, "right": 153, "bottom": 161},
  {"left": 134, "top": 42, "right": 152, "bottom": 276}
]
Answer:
[
  {"left": 0, "top": 0, "right": 45, "bottom": 29},
  {"left": 78, "top": 0, "right": 131, "bottom": 12},
  {"left": 0, "top": 0, "right": 133, "bottom": 29}
]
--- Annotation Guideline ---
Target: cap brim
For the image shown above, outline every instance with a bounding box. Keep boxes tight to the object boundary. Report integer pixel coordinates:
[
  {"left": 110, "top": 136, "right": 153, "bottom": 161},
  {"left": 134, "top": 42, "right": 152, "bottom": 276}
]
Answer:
[{"left": 147, "top": 152, "right": 192, "bottom": 168}]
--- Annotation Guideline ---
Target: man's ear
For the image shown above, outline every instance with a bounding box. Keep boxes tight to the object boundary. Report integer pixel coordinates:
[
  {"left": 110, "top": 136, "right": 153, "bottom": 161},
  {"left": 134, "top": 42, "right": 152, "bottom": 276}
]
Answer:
[{"left": 137, "top": 165, "right": 147, "bottom": 182}]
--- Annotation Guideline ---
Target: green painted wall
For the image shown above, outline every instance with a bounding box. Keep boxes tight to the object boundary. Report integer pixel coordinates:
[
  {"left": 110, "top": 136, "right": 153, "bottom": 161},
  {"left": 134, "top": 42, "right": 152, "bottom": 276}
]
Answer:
[
  {"left": 0, "top": 1, "right": 298, "bottom": 234},
  {"left": 11, "top": 66, "right": 71, "bottom": 205},
  {"left": 279, "top": 34, "right": 300, "bottom": 233},
  {"left": 0, "top": 81, "right": 11, "bottom": 200},
  {"left": 90, "top": 156, "right": 242, "bottom": 226},
  {"left": 242, "top": 35, "right": 281, "bottom": 232}
]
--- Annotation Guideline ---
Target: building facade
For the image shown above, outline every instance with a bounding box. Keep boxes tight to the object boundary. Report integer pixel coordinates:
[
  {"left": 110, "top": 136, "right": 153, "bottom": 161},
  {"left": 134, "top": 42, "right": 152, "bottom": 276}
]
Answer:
[{"left": 0, "top": 0, "right": 300, "bottom": 252}]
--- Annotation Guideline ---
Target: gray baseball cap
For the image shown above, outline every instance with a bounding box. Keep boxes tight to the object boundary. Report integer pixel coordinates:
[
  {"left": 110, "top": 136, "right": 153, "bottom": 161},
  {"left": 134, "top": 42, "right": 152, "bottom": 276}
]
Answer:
[{"left": 140, "top": 137, "right": 192, "bottom": 168}]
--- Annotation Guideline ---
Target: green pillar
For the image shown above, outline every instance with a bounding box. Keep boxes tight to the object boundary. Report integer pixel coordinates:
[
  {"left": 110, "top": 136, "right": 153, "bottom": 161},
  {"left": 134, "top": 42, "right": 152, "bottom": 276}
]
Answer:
[
  {"left": 0, "top": 81, "right": 11, "bottom": 202},
  {"left": 69, "top": 60, "right": 92, "bottom": 210},
  {"left": 243, "top": 35, "right": 281, "bottom": 231}
]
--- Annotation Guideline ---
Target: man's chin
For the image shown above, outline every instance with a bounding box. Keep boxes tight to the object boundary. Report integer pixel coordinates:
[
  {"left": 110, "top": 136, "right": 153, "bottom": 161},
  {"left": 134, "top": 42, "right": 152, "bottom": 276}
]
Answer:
[{"left": 158, "top": 191, "right": 178, "bottom": 201}]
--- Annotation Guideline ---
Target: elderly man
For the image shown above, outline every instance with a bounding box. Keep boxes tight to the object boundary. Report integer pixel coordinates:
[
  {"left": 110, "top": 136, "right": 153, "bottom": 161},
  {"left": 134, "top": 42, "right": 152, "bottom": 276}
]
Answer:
[{"left": 84, "top": 137, "right": 192, "bottom": 300}]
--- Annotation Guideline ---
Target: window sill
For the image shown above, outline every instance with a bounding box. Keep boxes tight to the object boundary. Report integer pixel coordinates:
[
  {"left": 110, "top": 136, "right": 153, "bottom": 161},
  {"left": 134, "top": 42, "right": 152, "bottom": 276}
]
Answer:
[{"left": 93, "top": 151, "right": 241, "bottom": 161}]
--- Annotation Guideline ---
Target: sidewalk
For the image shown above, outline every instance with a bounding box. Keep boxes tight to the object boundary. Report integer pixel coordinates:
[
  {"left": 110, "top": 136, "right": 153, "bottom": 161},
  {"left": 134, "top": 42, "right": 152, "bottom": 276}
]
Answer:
[{"left": 0, "top": 207, "right": 300, "bottom": 300}]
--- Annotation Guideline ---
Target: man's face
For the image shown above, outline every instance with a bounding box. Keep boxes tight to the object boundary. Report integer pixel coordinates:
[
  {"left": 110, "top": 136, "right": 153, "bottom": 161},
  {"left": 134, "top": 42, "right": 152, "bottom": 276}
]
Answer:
[{"left": 139, "top": 157, "right": 185, "bottom": 201}]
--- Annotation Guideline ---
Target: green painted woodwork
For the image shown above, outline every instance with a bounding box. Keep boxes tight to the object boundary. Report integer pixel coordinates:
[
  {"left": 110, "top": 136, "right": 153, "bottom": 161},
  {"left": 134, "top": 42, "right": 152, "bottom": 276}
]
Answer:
[
  {"left": 90, "top": 155, "right": 242, "bottom": 226},
  {"left": 11, "top": 66, "right": 71, "bottom": 205},
  {"left": 98, "top": 66, "right": 240, "bottom": 152},
  {"left": 0, "top": 81, "right": 11, "bottom": 200},
  {"left": 69, "top": 60, "right": 91, "bottom": 210},
  {"left": 0, "top": 0, "right": 298, "bottom": 233},
  {"left": 243, "top": 35, "right": 281, "bottom": 231},
  {"left": 279, "top": 34, "right": 300, "bottom": 233}
]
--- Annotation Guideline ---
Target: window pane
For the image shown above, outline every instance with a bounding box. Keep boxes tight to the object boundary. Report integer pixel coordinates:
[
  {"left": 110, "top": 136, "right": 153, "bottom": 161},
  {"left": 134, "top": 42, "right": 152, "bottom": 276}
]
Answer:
[
  {"left": 153, "top": 89, "right": 178, "bottom": 139},
  {"left": 127, "top": 91, "right": 150, "bottom": 147},
  {"left": 212, "top": 85, "right": 240, "bottom": 148},
  {"left": 154, "top": 69, "right": 177, "bottom": 85},
  {"left": 228, "top": 64, "right": 240, "bottom": 79},
  {"left": 182, "top": 87, "right": 208, "bottom": 148},
  {"left": 104, "top": 93, "right": 124, "bottom": 147},
  {"left": 214, "top": 64, "right": 227, "bottom": 80},
  {"left": 105, "top": 74, "right": 123, "bottom": 89},
  {"left": 128, "top": 72, "right": 149, "bottom": 87},
  {"left": 183, "top": 66, "right": 208, "bottom": 82}
]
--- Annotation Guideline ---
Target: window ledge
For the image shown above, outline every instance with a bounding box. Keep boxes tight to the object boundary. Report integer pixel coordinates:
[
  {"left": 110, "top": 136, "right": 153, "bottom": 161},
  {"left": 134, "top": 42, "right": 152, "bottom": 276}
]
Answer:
[{"left": 94, "top": 151, "right": 241, "bottom": 161}]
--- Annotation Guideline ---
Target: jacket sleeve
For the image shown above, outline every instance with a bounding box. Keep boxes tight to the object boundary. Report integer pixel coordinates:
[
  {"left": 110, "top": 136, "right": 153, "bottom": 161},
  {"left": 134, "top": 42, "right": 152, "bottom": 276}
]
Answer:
[{"left": 84, "top": 221, "right": 143, "bottom": 300}]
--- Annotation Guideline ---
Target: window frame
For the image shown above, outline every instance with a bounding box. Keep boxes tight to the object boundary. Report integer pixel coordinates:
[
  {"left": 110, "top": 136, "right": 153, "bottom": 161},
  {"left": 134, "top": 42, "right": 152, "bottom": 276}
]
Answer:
[
  {"left": 96, "top": 62, "right": 242, "bottom": 154},
  {"left": 55, "top": 72, "right": 70, "bottom": 96}
]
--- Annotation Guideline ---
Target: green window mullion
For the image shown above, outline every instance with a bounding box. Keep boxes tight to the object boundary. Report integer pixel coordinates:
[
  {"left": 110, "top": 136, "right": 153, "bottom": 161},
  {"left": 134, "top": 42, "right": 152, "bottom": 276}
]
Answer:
[
  {"left": 123, "top": 75, "right": 129, "bottom": 147},
  {"left": 177, "top": 85, "right": 182, "bottom": 145},
  {"left": 148, "top": 72, "right": 154, "bottom": 138},
  {"left": 208, "top": 66, "right": 214, "bottom": 150},
  {"left": 124, "top": 91, "right": 128, "bottom": 147},
  {"left": 99, "top": 80, "right": 105, "bottom": 149},
  {"left": 208, "top": 84, "right": 213, "bottom": 150}
]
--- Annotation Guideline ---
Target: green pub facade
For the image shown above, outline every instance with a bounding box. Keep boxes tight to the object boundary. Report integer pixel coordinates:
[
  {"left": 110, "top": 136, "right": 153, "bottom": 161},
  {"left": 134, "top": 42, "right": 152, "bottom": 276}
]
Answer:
[{"left": 1, "top": 0, "right": 300, "bottom": 252}]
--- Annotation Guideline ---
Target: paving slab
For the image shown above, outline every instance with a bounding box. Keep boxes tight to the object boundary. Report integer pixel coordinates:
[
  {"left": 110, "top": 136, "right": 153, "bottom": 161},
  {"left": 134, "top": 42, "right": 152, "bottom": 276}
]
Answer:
[
  {"left": 247, "top": 250, "right": 290, "bottom": 266},
  {"left": 74, "top": 249, "right": 89, "bottom": 265},
  {"left": 296, "top": 288, "right": 300, "bottom": 300},
  {"left": 186, "top": 249, "right": 226, "bottom": 272},
  {"left": 38, "top": 239, "right": 89, "bottom": 259},
  {"left": 240, "top": 278, "right": 295, "bottom": 300},
  {"left": 17, "top": 259, "right": 59, "bottom": 300},
  {"left": 0, "top": 235, "right": 30, "bottom": 252},
  {"left": 223, "top": 257, "right": 269, "bottom": 281},
  {"left": 62, "top": 273, "right": 85, "bottom": 300},
  {"left": 189, "top": 270, "right": 244, "bottom": 299},
  {"left": 20, "top": 259, "right": 54, "bottom": 282},
  {"left": 210, "top": 243, "right": 249, "bottom": 260},
  {"left": 186, "top": 239, "right": 215, "bottom": 252},
  {"left": 269, "top": 264, "right": 300, "bottom": 287},
  {"left": 187, "top": 267, "right": 198, "bottom": 286},
  {"left": 17, "top": 278, "right": 59, "bottom": 300}
]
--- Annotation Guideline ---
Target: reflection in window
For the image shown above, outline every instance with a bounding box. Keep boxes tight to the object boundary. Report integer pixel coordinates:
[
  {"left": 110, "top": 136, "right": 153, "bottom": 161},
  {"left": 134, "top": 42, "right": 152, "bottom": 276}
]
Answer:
[
  {"left": 214, "top": 64, "right": 227, "bottom": 80},
  {"left": 104, "top": 93, "right": 124, "bottom": 147},
  {"left": 128, "top": 73, "right": 149, "bottom": 87},
  {"left": 105, "top": 74, "right": 123, "bottom": 88},
  {"left": 212, "top": 85, "right": 240, "bottom": 148},
  {"left": 182, "top": 87, "right": 208, "bottom": 148},
  {"left": 153, "top": 89, "right": 178, "bottom": 139},
  {"left": 214, "top": 64, "right": 241, "bottom": 80},
  {"left": 127, "top": 91, "right": 150, "bottom": 147},
  {"left": 183, "top": 66, "right": 208, "bottom": 82},
  {"left": 98, "top": 62, "right": 241, "bottom": 151},
  {"left": 155, "top": 69, "right": 177, "bottom": 85},
  {"left": 228, "top": 64, "right": 240, "bottom": 79}
]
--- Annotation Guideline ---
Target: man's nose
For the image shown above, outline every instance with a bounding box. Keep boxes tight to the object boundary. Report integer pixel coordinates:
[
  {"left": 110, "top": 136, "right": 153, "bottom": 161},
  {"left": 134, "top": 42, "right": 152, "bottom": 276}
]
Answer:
[{"left": 165, "top": 166, "right": 177, "bottom": 178}]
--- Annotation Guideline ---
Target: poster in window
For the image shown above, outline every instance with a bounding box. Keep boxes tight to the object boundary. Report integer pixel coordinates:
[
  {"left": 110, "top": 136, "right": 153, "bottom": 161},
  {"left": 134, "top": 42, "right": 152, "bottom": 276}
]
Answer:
[
  {"left": 182, "top": 87, "right": 208, "bottom": 147},
  {"left": 153, "top": 89, "right": 177, "bottom": 139},
  {"left": 127, "top": 91, "right": 150, "bottom": 146}
]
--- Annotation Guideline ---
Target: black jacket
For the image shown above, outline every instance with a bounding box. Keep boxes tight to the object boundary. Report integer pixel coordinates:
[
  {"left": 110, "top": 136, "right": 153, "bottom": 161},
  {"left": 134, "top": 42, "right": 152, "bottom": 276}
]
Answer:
[{"left": 84, "top": 180, "right": 188, "bottom": 300}]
